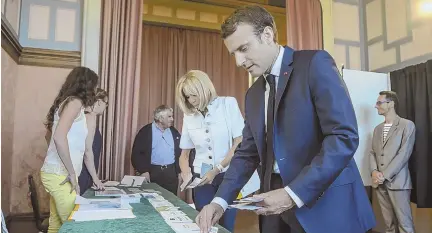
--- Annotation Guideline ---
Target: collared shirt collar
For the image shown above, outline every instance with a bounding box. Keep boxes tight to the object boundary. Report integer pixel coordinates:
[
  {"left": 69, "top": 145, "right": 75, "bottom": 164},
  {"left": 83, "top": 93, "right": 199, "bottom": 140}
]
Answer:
[{"left": 269, "top": 46, "right": 285, "bottom": 77}]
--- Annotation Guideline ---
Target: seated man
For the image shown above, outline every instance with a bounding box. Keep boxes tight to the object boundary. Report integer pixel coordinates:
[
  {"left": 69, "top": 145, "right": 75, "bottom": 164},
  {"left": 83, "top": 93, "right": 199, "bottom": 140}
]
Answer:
[{"left": 131, "top": 105, "right": 181, "bottom": 194}]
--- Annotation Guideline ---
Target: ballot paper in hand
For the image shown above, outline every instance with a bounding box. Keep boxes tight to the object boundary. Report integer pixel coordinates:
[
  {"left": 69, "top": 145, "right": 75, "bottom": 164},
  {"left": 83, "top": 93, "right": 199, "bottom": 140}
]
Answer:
[
  {"left": 233, "top": 196, "right": 264, "bottom": 204},
  {"left": 180, "top": 177, "right": 205, "bottom": 191},
  {"left": 228, "top": 196, "right": 264, "bottom": 210},
  {"left": 228, "top": 203, "right": 262, "bottom": 210}
]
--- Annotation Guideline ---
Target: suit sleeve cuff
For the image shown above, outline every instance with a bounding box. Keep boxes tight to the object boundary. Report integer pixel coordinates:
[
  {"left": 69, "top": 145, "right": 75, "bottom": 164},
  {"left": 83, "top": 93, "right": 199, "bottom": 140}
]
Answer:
[
  {"left": 211, "top": 197, "right": 228, "bottom": 211},
  {"left": 382, "top": 171, "right": 393, "bottom": 182},
  {"left": 284, "top": 186, "right": 304, "bottom": 208}
]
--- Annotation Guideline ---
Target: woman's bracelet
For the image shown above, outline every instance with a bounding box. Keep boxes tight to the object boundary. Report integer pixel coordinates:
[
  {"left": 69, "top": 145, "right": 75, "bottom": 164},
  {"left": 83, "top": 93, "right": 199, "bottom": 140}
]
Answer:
[{"left": 215, "top": 164, "right": 224, "bottom": 173}]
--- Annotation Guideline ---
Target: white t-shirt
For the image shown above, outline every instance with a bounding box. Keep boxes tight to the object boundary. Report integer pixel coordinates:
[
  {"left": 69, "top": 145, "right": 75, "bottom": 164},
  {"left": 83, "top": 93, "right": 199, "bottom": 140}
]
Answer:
[{"left": 180, "top": 96, "right": 244, "bottom": 173}]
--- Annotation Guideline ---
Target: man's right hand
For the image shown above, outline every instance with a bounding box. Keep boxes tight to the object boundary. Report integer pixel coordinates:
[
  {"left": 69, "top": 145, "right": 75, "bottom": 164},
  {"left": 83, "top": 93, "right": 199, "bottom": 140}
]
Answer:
[
  {"left": 372, "top": 170, "right": 384, "bottom": 184},
  {"left": 196, "top": 203, "right": 224, "bottom": 233},
  {"left": 140, "top": 172, "right": 151, "bottom": 183}
]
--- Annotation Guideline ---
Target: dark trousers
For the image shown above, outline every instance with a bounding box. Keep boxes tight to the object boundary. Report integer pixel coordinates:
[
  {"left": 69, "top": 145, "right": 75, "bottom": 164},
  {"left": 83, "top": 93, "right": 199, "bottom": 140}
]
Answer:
[
  {"left": 193, "top": 173, "right": 238, "bottom": 232},
  {"left": 259, "top": 174, "right": 305, "bottom": 233},
  {"left": 149, "top": 164, "right": 178, "bottom": 195}
]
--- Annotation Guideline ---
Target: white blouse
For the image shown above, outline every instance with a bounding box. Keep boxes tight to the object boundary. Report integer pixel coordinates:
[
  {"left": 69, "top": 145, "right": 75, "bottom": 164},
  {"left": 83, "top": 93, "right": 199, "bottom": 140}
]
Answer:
[
  {"left": 41, "top": 107, "right": 88, "bottom": 176},
  {"left": 180, "top": 96, "right": 244, "bottom": 173}
]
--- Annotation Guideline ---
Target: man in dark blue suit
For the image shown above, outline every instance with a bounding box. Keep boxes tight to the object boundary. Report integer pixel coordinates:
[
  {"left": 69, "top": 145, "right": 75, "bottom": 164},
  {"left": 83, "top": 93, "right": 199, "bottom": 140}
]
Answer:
[{"left": 196, "top": 6, "right": 376, "bottom": 233}]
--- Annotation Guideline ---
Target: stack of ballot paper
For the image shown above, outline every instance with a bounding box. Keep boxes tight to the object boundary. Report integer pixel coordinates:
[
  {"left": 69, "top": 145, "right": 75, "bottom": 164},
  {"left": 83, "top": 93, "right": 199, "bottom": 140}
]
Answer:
[
  {"left": 95, "top": 187, "right": 127, "bottom": 197},
  {"left": 228, "top": 196, "right": 264, "bottom": 210}
]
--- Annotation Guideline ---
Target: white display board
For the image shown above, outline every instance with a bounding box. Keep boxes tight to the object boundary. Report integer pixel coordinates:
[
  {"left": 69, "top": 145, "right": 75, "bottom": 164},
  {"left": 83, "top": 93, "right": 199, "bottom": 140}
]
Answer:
[{"left": 342, "top": 69, "right": 390, "bottom": 186}]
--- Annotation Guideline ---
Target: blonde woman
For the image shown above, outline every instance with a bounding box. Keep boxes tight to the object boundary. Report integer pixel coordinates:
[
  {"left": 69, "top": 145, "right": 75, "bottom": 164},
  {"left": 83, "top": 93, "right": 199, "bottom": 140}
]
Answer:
[{"left": 176, "top": 70, "right": 244, "bottom": 232}]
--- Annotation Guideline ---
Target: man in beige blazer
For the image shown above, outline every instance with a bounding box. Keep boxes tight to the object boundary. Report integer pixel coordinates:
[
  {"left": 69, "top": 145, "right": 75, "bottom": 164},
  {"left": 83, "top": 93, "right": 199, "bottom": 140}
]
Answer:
[{"left": 370, "top": 91, "right": 416, "bottom": 233}]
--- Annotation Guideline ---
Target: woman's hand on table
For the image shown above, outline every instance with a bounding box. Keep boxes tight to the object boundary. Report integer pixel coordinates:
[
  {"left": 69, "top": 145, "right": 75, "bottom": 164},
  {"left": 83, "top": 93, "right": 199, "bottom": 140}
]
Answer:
[{"left": 93, "top": 178, "right": 105, "bottom": 190}]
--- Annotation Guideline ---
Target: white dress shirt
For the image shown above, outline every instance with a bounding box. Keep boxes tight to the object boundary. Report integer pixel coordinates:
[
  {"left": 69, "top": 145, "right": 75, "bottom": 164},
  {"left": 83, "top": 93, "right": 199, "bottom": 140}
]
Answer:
[
  {"left": 180, "top": 97, "right": 244, "bottom": 173},
  {"left": 212, "top": 46, "right": 305, "bottom": 210}
]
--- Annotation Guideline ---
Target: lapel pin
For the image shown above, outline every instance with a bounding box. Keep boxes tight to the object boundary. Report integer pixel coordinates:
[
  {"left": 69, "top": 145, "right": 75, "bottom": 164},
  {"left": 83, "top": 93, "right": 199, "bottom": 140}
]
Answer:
[{"left": 284, "top": 72, "right": 288, "bottom": 75}]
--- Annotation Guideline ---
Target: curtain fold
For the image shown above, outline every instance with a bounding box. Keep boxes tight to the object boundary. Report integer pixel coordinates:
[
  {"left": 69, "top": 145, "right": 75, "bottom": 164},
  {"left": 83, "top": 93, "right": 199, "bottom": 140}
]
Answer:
[
  {"left": 390, "top": 60, "right": 432, "bottom": 208},
  {"left": 139, "top": 24, "right": 249, "bottom": 202},
  {"left": 286, "top": 0, "right": 323, "bottom": 50},
  {"left": 139, "top": 24, "right": 249, "bottom": 131},
  {"left": 99, "top": 0, "right": 143, "bottom": 181}
]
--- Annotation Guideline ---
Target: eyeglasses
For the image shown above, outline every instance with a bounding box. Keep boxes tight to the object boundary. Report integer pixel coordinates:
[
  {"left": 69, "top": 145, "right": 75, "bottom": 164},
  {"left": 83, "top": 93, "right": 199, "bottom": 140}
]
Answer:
[{"left": 376, "top": 100, "right": 391, "bottom": 105}]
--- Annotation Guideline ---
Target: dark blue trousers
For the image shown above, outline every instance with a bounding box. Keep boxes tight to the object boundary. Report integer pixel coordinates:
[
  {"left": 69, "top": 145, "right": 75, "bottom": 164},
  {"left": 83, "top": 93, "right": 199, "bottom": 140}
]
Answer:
[{"left": 193, "top": 173, "right": 237, "bottom": 232}]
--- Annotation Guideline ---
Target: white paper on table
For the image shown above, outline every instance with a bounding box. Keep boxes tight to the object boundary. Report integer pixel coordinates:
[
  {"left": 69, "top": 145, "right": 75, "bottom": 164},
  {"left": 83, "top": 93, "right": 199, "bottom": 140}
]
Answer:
[
  {"left": 168, "top": 222, "right": 201, "bottom": 232},
  {"left": 75, "top": 195, "right": 91, "bottom": 205},
  {"left": 76, "top": 202, "right": 132, "bottom": 211},
  {"left": 164, "top": 215, "right": 193, "bottom": 223},
  {"left": 103, "top": 180, "right": 120, "bottom": 186},
  {"left": 160, "top": 210, "right": 187, "bottom": 219},
  {"left": 70, "top": 209, "right": 135, "bottom": 221},
  {"left": 120, "top": 175, "right": 148, "bottom": 187},
  {"left": 75, "top": 196, "right": 122, "bottom": 205},
  {"left": 95, "top": 188, "right": 127, "bottom": 197},
  {"left": 149, "top": 200, "right": 174, "bottom": 208}
]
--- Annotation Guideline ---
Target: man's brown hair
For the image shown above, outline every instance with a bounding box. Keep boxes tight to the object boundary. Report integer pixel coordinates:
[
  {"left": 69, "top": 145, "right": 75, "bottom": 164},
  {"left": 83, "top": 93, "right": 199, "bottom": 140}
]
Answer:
[
  {"left": 379, "top": 90, "right": 399, "bottom": 111},
  {"left": 221, "top": 5, "right": 278, "bottom": 42}
]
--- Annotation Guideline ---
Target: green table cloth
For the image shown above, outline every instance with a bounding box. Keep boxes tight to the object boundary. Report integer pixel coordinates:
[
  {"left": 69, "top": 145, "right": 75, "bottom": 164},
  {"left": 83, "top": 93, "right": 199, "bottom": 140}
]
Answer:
[{"left": 59, "top": 183, "right": 230, "bottom": 233}]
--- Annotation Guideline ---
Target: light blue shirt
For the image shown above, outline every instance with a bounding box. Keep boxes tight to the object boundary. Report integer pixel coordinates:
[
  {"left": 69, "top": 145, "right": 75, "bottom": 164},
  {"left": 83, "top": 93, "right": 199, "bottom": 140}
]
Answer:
[{"left": 151, "top": 122, "right": 175, "bottom": 166}]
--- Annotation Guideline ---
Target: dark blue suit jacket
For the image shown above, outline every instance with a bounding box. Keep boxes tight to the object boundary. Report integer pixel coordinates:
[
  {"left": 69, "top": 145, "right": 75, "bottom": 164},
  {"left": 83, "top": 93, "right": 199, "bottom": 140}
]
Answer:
[{"left": 215, "top": 47, "right": 376, "bottom": 233}]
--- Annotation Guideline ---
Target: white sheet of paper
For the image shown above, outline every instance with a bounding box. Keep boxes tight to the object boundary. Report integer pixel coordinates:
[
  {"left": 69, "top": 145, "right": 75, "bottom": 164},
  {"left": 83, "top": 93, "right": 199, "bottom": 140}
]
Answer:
[
  {"left": 160, "top": 210, "right": 187, "bottom": 218},
  {"left": 70, "top": 209, "right": 136, "bottom": 221},
  {"left": 103, "top": 180, "right": 120, "bottom": 186},
  {"left": 165, "top": 215, "right": 193, "bottom": 223},
  {"left": 149, "top": 200, "right": 175, "bottom": 208},
  {"left": 168, "top": 222, "right": 200, "bottom": 232},
  {"left": 75, "top": 195, "right": 91, "bottom": 205},
  {"left": 120, "top": 175, "right": 148, "bottom": 187}
]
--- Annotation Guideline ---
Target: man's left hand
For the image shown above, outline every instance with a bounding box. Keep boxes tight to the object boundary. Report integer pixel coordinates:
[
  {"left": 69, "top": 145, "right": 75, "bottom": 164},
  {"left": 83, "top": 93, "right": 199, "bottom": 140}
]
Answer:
[{"left": 253, "top": 188, "right": 295, "bottom": 215}]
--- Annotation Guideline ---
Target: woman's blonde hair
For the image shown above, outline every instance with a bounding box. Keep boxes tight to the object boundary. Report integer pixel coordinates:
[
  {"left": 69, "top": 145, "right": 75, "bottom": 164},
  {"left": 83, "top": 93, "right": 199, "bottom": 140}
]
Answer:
[{"left": 176, "top": 70, "right": 217, "bottom": 115}]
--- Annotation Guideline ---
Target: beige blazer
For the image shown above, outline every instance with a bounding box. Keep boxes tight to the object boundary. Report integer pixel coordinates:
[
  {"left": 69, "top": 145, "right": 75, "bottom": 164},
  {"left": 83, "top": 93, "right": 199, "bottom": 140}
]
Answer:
[{"left": 370, "top": 116, "right": 416, "bottom": 190}]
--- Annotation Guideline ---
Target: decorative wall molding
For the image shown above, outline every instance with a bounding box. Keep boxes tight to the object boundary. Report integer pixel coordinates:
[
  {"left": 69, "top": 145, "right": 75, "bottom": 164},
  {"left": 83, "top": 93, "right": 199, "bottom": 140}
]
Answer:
[
  {"left": 2, "top": 18, "right": 80, "bottom": 68},
  {"left": 143, "top": 0, "right": 287, "bottom": 45},
  {"left": 20, "top": 47, "right": 81, "bottom": 68}
]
